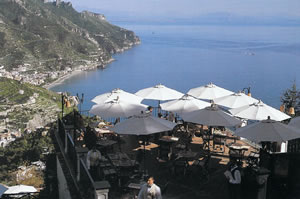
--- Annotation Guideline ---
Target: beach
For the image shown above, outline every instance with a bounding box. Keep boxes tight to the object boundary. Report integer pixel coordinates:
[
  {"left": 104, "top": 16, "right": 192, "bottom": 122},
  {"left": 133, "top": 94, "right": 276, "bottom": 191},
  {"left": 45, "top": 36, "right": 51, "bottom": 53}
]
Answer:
[
  {"left": 44, "top": 58, "right": 116, "bottom": 90},
  {"left": 44, "top": 70, "right": 84, "bottom": 90}
]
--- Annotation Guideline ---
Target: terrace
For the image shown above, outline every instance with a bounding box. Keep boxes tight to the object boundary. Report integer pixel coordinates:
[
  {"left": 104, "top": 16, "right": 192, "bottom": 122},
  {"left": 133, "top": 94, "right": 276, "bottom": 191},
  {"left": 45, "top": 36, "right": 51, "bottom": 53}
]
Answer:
[{"left": 52, "top": 109, "right": 300, "bottom": 199}]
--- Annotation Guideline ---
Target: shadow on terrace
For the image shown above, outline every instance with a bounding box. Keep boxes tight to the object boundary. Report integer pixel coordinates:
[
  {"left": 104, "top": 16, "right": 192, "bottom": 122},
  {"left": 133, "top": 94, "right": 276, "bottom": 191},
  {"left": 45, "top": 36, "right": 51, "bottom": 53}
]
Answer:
[{"left": 54, "top": 110, "right": 300, "bottom": 199}]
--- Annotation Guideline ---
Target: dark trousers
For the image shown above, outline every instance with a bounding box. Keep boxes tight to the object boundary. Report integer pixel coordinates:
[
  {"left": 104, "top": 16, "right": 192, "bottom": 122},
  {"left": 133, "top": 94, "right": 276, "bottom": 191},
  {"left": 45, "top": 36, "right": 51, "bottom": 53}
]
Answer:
[
  {"left": 229, "top": 183, "right": 241, "bottom": 199},
  {"left": 89, "top": 166, "right": 98, "bottom": 180}
]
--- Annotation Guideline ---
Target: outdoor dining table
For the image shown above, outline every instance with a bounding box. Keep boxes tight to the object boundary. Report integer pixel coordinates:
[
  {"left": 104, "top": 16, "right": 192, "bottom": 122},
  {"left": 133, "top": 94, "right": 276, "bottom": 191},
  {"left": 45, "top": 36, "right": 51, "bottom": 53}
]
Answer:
[
  {"left": 97, "top": 139, "right": 118, "bottom": 147},
  {"left": 95, "top": 128, "right": 115, "bottom": 138},
  {"left": 229, "top": 145, "right": 250, "bottom": 162},
  {"left": 212, "top": 130, "right": 227, "bottom": 152},
  {"left": 176, "top": 150, "right": 198, "bottom": 161},
  {"left": 159, "top": 136, "right": 179, "bottom": 160},
  {"left": 107, "top": 152, "right": 136, "bottom": 187},
  {"left": 96, "top": 139, "right": 118, "bottom": 154},
  {"left": 107, "top": 152, "right": 135, "bottom": 168},
  {"left": 126, "top": 180, "right": 146, "bottom": 198},
  {"left": 159, "top": 136, "right": 179, "bottom": 143},
  {"left": 127, "top": 181, "right": 145, "bottom": 190}
]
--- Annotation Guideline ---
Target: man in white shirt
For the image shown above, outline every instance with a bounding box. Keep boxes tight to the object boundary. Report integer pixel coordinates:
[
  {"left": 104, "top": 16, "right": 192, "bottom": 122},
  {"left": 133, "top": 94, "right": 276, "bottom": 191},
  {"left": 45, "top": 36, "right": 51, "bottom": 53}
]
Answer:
[
  {"left": 226, "top": 159, "right": 242, "bottom": 199},
  {"left": 86, "top": 147, "right": 102, "bottom": 179},
  {"left": 138, "top": 176, "right": 162, "bottom": 199}
]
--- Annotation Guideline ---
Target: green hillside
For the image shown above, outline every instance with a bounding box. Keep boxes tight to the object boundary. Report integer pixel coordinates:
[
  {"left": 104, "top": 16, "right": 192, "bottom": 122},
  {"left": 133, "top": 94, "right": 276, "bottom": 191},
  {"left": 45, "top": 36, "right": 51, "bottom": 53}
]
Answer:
[
  {"left": 0, "top": 0, "right": 139, "bottom": 71},
  {"left": 0, "top": 77, "right": 61, "bottom": 132}
]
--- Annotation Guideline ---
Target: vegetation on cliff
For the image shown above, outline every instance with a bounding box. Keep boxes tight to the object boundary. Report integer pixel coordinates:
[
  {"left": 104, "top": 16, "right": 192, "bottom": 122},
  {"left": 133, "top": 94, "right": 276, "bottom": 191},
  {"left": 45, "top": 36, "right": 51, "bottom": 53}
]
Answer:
[
  {"left": 0, "top": 77, "right": 61, "bottom": 132},
  {"left": 0, "top": 0, "right": 140, "bottom": 71}
]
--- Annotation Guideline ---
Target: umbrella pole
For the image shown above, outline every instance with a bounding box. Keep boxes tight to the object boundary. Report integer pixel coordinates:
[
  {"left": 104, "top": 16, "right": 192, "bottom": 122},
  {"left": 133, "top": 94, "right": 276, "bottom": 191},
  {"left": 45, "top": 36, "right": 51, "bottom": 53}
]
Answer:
[
  {"left": 158, "top": 100, "right": 161, "bottom": 114},
  {"left": 143, "top": 137, "right": 146, "bottom": 179}
]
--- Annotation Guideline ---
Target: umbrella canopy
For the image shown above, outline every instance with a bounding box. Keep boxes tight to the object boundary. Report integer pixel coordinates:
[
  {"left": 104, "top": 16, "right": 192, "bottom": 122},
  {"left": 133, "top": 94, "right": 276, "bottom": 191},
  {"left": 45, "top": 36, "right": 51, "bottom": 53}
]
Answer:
[
  {"left": 110, "top": 113, "right": 177, "bottom": 135},
  {"left": 135, "top": 84, "right": 184, "bottom": 101},
  {"left": 181, "top": 104, "right": 242, "bottom": 127},
  {"left": 187, "top": 83, "right": 234, "bottom": 100},
  {"left": 89, "top": 99, "right": 148, "bottom": 118},
  {"left": 289, "top": 116, "right": 300, "bottom": 129},
  {"left": 0, "top": 184, "right": 8, "bottom": 197},
  {"left": 160, "top": 94, "right": 211, "bottom": 115},
  {"left": 92, "top": 88, "right": 143, "bottom": 104},
  {"left": 229, "top": 100, "right": 291, "bottom": 121},
  {"left": 213, "top": 91, "right": 258, "bottom": 109},
  {"left": 4, "top": 185, "right": 37, "bottom": 195},
  {"left": 235, "top": 117, "right": 300, "bottom": 142}
]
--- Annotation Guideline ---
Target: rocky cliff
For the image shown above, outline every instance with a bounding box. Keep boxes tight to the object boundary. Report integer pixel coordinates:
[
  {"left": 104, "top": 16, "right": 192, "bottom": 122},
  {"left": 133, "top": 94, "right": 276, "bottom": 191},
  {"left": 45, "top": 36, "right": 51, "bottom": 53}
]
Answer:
[{"left": 0, "top": 0, "right": 140, "bottom": 73}]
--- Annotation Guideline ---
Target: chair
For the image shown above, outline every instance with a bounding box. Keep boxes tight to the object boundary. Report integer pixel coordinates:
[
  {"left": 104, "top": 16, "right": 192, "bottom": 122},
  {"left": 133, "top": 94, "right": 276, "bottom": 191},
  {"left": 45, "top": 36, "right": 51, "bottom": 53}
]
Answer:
[
  {"left": 246, "top": 151, "right": 259, "bottom": 168},
  {"left": 212, "top": 134, "right": 226, "bottom": 152},
  {"left": 202, "top": 132, "right": 213, "bottom": 151},
  {"left": 174, "top": 159, "right": 188, "bottom": 176},
  {"left": 175, "top": 136, "right": 189, "bottom": 151},
  {"left": 191, "top": 153, "right": 210, "bottom": 183}
]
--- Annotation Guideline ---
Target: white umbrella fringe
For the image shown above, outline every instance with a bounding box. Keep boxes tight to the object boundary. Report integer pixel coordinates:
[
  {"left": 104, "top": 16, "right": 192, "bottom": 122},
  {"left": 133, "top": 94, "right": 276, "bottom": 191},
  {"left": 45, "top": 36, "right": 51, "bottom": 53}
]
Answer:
[
  {"left": 229, "top": 100, "right": 290, "bottom": 121},
  {"left": 188, "top": 83, "right": 234, "bottom": 100},
  {"left": 92, "top": 88, "right": 143, "bottom": 104},
  {"left": 213, "top": 91, "right": 258, "bottom": 109},
  {"left": 135, "top": 84, "right": 184, "bottom": 101},
  {"left": 160, "top": 94, "right": 211, "bottom": 115},
  {"left": 89, "top": 100, "right": 148, "bottom": 119}
]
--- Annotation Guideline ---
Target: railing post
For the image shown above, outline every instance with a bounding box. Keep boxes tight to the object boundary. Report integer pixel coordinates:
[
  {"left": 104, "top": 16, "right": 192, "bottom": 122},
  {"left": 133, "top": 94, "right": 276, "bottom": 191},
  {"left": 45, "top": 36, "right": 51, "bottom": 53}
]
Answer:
[
  {"left": 76, "top": 147, "right": 88, "bottom": 181},
  {"left": 65, "top": 131, "right": 68, "bottom": 154},
  {"left": 94, "top": 181, "right": 110, "bottom": 199}
]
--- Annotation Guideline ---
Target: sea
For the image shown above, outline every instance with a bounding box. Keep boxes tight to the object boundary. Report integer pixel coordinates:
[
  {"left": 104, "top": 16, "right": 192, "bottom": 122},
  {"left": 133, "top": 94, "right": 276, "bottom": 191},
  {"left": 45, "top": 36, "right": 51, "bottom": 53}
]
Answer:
[{"left": 50, "top": 22, "right": 300, "bottom": 112}]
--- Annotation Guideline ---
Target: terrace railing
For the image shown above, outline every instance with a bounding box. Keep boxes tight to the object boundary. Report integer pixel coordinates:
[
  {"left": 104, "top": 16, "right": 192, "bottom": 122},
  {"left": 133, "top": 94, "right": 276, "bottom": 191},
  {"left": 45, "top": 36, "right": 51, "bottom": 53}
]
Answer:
[{"left": 56, "top": 118, "right": 110, "bottom": 199}]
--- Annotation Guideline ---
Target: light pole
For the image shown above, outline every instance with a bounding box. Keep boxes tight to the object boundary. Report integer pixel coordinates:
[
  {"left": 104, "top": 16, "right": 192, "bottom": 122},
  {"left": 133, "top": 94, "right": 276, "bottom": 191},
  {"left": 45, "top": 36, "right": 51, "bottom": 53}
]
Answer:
[
  {"left": 242, "top": 87, "right": 251, "bottom": 97},
  {"left": 61, "top": 93, "right": 64, "bottom": 118},
  {"left": 76, "top": 93, "right": 84, "bottom": 114}
]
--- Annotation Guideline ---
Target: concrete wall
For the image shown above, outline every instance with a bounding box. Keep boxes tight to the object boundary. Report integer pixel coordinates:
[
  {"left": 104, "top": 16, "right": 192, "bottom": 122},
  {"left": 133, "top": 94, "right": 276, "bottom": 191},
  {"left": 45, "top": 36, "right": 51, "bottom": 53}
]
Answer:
[{"left": 57, "top": 156, "right": 72, "bottom": 199}]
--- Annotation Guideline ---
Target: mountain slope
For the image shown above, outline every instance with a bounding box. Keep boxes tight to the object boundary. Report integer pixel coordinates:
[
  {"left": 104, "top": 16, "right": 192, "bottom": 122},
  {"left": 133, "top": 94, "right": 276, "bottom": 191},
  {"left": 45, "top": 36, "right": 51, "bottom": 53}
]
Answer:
[
  {"left": 0, "top": 77, "right": 62, "bottom": 132},
  {"left": 0, "top": 0, "right": 140, "bottom": 72}
]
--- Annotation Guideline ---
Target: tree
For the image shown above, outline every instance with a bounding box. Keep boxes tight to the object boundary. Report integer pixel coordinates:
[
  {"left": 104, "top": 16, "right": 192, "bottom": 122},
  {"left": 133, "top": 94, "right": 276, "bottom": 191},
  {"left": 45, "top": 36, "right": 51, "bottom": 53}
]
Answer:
[{"left": 281, "top": 82, "right": 300, "bottom": 116}]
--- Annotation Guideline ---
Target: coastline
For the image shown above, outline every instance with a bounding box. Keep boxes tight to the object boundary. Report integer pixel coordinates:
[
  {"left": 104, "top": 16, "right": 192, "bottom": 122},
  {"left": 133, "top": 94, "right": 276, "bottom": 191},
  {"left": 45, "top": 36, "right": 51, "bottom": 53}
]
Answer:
[
  {"left": 43, "top": 58, "right": 115, "bottom": 90},
  {"left": 43, "top": 70, "right": 83, "bottom": 90},
  {"left": 42, "top": 38, "right": 140, "bottom": 91}
]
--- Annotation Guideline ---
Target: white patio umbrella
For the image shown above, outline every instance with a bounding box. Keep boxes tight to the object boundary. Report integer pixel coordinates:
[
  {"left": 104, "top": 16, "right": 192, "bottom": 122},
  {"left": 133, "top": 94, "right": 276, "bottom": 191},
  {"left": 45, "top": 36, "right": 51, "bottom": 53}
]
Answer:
[
  {"left": 229, "top": 100, "right": 291, "bottom": 121},
  {"left": 181, "top": 104, "right": 242, "bottom": 127},
  {"left": 110, "top": 113, "right": 177, "bottom": 135},
  {"left": 4, "top": 185, "right": 37, "bottom": 195},
  {"left": 89, "top": 99, "right": 148, "bottom": 118},
  {"left": 160, "top": 94, "right": 211, "bottom": 115},
  {"left": 289, "top": 116, "right": 300, "bottom": 129},
  {"left": 187, "top": 83, "right": 234, "bottom": 100},
  {"left": 213, "top": 91, "right": 258, "bottom": 109},
  {"left": 92, "top": 88, "right": 143, "bottom": 104},
  {"left": 235, "top": 117, "right": 300, "bottom": 142},
  {"left": 110, "top": 113, "right": 177, "bottom": 174},
  {"left": 135, "top": 84, "right": 184, "bottom": 101}
]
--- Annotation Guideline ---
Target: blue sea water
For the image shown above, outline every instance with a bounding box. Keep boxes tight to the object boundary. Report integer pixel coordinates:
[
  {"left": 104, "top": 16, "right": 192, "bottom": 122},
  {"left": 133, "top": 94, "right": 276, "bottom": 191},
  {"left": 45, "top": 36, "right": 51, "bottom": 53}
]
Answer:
[{"left": 50, "top": 23, "right": 300, "bottom": 112}]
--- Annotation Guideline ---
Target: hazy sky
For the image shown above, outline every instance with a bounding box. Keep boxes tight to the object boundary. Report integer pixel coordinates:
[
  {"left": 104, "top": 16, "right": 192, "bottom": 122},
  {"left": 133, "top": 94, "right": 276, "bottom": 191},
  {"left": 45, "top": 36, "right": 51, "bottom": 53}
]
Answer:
[{"left": 67, "top": 0, "right": 300, "bottom": 18}]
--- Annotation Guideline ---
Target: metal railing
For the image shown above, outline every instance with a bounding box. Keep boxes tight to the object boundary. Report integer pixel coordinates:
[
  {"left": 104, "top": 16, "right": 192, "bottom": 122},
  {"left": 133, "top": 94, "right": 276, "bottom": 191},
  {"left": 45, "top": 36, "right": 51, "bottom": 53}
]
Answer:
[
  {"left": 57, "top": 118, "right": 96, "bottom": 199},
  {"left": 58, "top": 119, "right": 66, "bottom": 147},
  {"left": 79, "top": 159, "right": 95, "bottom": 199},
  {"left": 67, "top": 133, "right": 77, "bottom": 175}
]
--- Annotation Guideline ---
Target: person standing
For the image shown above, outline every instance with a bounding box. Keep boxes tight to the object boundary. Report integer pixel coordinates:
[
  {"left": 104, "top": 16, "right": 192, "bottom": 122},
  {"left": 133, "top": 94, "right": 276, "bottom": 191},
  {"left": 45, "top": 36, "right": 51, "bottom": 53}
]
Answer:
[
  {"left": 138, "top": 176, "right": 162, "bottom": 199},
  {"left": 225, "top": 159, "right": 242, "bottom": 199},
  {"left": 86, "top": 146, "right": 102, "bottom": 179}
]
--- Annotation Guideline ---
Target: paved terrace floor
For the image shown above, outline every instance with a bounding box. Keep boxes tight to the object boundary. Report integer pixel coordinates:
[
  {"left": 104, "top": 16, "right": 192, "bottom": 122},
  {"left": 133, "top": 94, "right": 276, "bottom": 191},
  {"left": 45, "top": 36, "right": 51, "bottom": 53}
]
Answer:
[{"left": 108, "top": 130, "right": 257, "bottom": 199}]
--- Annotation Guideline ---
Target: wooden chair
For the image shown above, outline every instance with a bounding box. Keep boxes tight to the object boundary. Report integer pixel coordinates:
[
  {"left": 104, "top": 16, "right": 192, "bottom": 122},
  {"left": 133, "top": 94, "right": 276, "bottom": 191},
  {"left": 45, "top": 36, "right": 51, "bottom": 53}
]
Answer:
[
  {"left": 212, "top": 134, "right": 226, "bottom": 152},
  {"left": 202, "top": 132, "right": 213, "bottom": 151}
]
